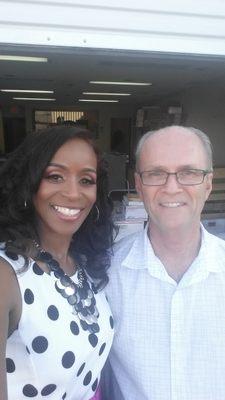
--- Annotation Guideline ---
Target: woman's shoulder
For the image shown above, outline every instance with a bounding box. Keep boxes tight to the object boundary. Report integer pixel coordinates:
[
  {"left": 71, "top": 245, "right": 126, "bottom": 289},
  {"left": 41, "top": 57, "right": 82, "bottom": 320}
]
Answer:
[
  {"left": 0, "top": 247, "right": 22, "bottom": 300},
  {"left": 0, "top": 244, "right": 28, "bottom": 273},
  {"left": 0, "top": 254, "right": 22, "bottom": 330}
]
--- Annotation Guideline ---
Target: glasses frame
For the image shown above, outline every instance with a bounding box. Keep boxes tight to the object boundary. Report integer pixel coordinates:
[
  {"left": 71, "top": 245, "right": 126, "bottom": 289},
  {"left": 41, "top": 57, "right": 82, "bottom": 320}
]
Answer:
[{"left": 138, "top": 168, "right": 212, "bottom": 186}]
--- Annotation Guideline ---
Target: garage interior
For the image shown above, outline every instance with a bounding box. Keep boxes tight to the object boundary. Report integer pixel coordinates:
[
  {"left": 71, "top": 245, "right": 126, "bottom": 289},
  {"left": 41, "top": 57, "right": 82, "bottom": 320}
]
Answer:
[{"left": 0, "top": 43, "right": 225, "bottom": 235}]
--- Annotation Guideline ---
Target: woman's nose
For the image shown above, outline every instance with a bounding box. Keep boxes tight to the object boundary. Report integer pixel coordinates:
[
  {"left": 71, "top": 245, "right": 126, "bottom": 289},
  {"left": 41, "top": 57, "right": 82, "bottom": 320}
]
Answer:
[{"left": 62, "top": 180, "right": 80, "bottom": 198}]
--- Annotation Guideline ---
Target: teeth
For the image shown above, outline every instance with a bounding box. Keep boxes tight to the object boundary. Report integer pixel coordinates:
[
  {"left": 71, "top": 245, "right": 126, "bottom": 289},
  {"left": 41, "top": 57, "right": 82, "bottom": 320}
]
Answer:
[
  {"left": 53, "top": 206, "right": 80, "bottom": 216},
  {"left": 161, "top": 202, "right": 183, "bottom": 208}
]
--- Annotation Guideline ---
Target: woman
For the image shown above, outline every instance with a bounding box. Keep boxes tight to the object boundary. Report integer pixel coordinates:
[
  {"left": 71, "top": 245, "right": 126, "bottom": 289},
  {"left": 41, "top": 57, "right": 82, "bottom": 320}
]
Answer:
[{"left": 0, "top": 126, "right": 114, "bottom": 400}]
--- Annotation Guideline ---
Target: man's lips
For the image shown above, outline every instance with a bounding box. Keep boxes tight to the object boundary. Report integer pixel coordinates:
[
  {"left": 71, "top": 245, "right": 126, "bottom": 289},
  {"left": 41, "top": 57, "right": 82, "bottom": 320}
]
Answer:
[{"left": 159, "top": 202, "right": 186, "bottom": 208}]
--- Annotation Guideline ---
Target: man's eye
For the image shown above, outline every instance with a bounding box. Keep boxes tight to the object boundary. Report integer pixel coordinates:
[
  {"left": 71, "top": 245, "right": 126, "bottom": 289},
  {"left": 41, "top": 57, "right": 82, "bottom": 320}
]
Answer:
[
  {"left": 149, "top": 171, "right": 165, "bottom": 177},
  {"left": 180, "top": 170, "right": 197, "bottom": 177}
]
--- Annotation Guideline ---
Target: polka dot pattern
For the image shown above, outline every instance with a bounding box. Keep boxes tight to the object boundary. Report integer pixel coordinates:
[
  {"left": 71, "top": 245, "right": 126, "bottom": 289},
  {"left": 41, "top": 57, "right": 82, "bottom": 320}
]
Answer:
[
  {"left": 70, "top": 320, "right": 79, "bottom": 335},
  {"left": 77, "top": 362, "right": 85, "bottom": 377},
  {"left": 88, "top": 333, "right": 98, "bottom": 347},
  {"left": 83, "top": 370, "right": 92, "bottom": 386},
  {"left": 22, "top": 384, "right": 38, "bottom": 397},
  {"left": 99, "top": 342, "right": 106, "bottom": 356},
  {"left": 47, "top": 305, "right": 59, "bottom": 321},
  {"left": 41, "top": 384, "right": 57, "bottom": 396},
  {"left": 32, "top": 336, "right": 48, "bottom": 353},
  {"left": 62, "top": 351, "right": 75, "bottom": 369},
  {"left": 3, "top": 249, "right": 114, "bottom": 399},
  {"left": 24, "top": 289, "right": 34, "bottom": 305},
  {"left": 6, "top": 358, "right": 15, "bottom": 373},
  {"left": 33, "top": 262, "right": 44, "bottom": 275},
  {"left": 5, "top": 250, "right": 18, "bottom": 260},
  {"left": 109, "top": 315, "right": 114, "bottom": 329},
  {"left": 92, "top": 378, "right": 98, "bottom": 392}
]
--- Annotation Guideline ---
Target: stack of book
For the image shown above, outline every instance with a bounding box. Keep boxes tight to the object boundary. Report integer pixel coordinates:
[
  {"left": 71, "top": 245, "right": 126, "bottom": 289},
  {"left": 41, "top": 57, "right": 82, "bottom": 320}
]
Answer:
[
  {"left": 112, "top": 193, "right": 148, "bottom": 242},
  {"left": 122, "top": 193, "right": 148, "bottom": 221}
]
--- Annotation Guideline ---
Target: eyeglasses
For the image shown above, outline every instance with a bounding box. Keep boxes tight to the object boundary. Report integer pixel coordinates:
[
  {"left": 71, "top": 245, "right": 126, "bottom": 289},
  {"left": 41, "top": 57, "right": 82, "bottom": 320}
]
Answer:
[{"left": 138, "top": 168, "right": 212, "bottom": 186}]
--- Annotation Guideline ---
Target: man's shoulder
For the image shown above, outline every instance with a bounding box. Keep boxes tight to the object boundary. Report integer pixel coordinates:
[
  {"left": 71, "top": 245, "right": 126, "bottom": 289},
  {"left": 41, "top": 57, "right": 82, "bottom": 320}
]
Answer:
[
  {"left": 113, "top": 230, "right": 142, "bottom": 258},
  {"left": 209, "top": 231, "right": 225, "bottom": 250},
  {"left": 107, "top": 231, "right": 143, "bottom": 293},
  {"left": 108, "top": 230, "right": 143, "bottom": 275},
  {"left": 204, "top": 227, "right": 225, "bottom": 244},
  {"left": 204, "top": 229, "right": 225, "bottom": 263}
]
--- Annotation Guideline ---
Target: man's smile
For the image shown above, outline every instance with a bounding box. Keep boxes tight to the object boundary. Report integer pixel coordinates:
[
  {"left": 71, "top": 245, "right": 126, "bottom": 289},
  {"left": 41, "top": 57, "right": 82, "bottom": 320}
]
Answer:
[{"left": 159, "top": 202, "right": 185, "bottom": 208}]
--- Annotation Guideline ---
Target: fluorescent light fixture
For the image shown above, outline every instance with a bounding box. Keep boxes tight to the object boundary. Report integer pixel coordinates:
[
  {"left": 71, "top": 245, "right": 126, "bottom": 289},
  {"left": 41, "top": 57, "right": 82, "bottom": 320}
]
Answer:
[
  {"left": 13, "top": 97, "right": 55, "bottom": 101},
  {"left": 1, "top": 89, "right": 53, "bottom": 94},
  {"left": 79, "top": 99, "right": 118, "bottom": 103},
  {"left": 0, "top": 55, "right": 48, "bottom": 62},
  {"left": 89, "top": 81, "right": 152, "bottom": 86},
  {"left": 83, "top": 92, "right": 130, "bottom": 96}
]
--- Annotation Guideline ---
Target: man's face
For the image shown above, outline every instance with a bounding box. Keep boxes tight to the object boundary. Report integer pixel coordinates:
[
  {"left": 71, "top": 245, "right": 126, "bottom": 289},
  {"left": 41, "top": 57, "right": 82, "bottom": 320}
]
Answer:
[{"left": 135, "top": 127, "right": 213, "bottom": 235}]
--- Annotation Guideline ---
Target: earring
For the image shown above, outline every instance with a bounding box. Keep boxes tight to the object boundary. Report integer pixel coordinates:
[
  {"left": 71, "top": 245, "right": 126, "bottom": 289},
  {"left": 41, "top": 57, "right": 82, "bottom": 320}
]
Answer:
[
  {"left": 93, "top": 204, "right": 100, "bottom": 222},
  {"left": 24, "top": 200, "right": 27, "bottom": 208}
]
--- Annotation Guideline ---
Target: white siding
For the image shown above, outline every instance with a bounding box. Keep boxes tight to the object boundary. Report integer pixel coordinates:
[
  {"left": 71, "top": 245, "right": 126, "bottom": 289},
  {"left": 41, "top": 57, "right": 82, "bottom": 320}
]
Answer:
[{"left": 0, "top": 0, "right": 225, "bottom": 55}]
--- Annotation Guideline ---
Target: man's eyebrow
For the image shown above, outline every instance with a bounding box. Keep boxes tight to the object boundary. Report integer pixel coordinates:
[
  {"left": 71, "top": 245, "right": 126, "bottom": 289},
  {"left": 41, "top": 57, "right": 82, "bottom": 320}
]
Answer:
[{"left": 142, "top": 164, "right": 200, "bottom": 170}]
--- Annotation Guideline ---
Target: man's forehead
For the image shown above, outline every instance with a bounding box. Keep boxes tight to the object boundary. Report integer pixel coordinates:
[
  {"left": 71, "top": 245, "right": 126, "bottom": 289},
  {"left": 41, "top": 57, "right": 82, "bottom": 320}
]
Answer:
[
  {"left": 142, "top": 129, "right": 205, "bottom": 155},
  {"left": 139, "top": 128, "right": 207, "bottom": 168},
  {"left": 145, "top": 127, "right": 198, "bottom": 145}
]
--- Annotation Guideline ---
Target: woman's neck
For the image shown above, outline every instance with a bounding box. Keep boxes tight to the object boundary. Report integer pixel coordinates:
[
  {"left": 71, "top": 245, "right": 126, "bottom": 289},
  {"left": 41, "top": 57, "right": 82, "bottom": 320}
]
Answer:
[{"left": 37, "top": 233, "right": 75, "bottom": 275}]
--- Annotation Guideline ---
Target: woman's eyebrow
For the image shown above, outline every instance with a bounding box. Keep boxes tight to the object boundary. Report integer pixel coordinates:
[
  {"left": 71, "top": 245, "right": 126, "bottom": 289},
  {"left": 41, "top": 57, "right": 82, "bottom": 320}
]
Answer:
[{"left": 47, "top": 162, "right": 97, "bottom": 173}]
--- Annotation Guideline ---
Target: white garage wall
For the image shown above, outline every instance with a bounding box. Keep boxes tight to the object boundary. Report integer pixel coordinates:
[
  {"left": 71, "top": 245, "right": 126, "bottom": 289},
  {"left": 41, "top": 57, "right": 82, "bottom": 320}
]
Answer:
[
  {"left": 1, "top": 0, "right": 225, "bottom": 164},
  {"left": 0, "top": 0, "right": 225, "bottom": 56}
]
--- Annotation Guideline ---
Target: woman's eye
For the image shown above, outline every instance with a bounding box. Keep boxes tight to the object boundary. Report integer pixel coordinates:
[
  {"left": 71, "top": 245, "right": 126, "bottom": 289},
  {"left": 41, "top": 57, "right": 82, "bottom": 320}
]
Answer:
[
  {"left": 80, "top": 177, "right": 96, "bottom": 185},
  {"left": 45, "top": 174, "right": 63, "bottom": 182}
]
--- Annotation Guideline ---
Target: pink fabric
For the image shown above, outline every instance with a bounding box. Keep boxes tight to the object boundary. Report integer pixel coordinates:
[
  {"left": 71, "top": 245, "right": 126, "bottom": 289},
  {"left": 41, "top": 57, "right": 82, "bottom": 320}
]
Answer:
[{"left": 90, "top": 386, "right": 101, "bottom": 400}]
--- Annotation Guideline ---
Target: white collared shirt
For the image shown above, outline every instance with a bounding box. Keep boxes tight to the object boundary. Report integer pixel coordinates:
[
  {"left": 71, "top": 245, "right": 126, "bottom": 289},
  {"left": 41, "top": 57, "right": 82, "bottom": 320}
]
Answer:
[{"left": 105, "top": 225, "right": 225, "bottom": 400}]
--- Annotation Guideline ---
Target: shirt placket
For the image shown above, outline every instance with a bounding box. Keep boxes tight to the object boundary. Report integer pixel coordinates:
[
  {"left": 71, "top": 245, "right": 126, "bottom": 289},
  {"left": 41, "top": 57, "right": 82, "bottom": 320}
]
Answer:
[{"left": 170, "top": 288, "right": 185, "bottom": 400}]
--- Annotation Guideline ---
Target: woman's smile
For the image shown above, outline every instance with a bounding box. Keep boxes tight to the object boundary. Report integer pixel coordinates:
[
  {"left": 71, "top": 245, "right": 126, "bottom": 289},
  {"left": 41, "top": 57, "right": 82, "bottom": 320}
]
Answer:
[{"left": 51, "top": 204, "right": 82, "bottom": 217}]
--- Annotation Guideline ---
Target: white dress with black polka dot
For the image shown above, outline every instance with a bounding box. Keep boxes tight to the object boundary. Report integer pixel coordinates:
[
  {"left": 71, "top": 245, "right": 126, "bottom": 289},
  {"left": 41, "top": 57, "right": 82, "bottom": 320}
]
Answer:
[{"left": 3, "top": 248, "right": 114, "bottom": 399}]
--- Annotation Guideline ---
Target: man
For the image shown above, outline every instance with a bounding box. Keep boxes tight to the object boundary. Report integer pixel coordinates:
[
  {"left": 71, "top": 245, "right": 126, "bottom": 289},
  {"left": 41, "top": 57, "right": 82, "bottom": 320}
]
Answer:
[{"left": 104, "top": 125, "right": 225, "bottom": 400}]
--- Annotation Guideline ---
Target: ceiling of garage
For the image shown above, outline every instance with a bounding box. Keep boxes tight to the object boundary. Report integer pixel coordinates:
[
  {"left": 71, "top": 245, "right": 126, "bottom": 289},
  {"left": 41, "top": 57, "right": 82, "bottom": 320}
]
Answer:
[{"left": 0, "top": 45, "right": 225, "bottom": 108}]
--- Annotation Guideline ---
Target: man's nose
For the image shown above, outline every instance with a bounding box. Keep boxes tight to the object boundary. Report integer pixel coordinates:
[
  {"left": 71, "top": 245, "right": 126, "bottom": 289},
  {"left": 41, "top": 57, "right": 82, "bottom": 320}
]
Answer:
[{"left": 164, "top": 173, "right": 182, "bottom": 191}]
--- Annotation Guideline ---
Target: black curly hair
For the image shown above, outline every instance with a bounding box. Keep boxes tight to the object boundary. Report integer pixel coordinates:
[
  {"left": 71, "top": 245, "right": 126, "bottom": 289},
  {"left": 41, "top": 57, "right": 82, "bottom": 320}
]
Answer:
[{"left": 0, "top": 125, "right": 114, "bottom": 289}]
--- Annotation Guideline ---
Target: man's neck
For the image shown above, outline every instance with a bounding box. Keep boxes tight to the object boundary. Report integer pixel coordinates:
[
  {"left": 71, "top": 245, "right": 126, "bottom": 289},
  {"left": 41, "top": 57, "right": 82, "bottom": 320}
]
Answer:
[{"left": 148, "top": 225, "right": 202, "bottom": 282}]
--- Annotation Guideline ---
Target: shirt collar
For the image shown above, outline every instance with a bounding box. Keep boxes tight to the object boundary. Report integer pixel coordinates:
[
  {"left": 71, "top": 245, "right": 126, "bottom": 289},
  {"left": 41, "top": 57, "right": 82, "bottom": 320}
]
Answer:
[
  {"left": 200, "top": 224, "right": 225, "bottom": 274},
  {"left": 121, "top": 223, "right": 225, "bottom": 281},
  {"left": 121, "top": 223, "right": 171, "bottom": 282},
  {"left": 121, "top": 223, "right": 151, "bottom": 270}
]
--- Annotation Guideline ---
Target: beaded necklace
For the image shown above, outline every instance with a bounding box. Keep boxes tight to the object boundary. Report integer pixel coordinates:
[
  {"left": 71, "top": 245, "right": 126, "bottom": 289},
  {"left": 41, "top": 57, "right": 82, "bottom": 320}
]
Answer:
[{"left": 34, "top": 243, "right": 100, "bottom": 334}]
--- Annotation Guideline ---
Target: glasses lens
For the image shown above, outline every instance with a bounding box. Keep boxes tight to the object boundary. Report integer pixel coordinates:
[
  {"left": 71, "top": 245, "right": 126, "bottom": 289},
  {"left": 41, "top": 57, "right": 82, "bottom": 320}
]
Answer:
[
  {"left": 140, "top": 169, "right": 206, "bottom": 186},
  {"left": 177, "top": 170, "right": 204, "bottom": 184},
  {"left": 141, "top": 171, "right": 168, "bottom": 185}
]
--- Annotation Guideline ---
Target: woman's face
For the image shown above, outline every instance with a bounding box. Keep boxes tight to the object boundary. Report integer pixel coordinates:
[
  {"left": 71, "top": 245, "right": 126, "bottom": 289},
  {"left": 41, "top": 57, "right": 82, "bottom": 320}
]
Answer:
[{"left": 33, "top": 138, "right": 97, "bottom": 239}]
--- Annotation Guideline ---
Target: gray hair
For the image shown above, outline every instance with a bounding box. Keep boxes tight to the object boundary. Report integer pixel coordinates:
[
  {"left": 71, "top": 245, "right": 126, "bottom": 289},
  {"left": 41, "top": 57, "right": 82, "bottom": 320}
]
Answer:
[{"left": 135, "top": 125, "right": 213, "bottom": 171}]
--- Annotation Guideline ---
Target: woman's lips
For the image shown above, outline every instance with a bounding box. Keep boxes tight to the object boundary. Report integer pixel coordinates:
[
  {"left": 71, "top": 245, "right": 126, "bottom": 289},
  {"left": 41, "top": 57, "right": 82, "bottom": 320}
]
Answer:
[{"left": 52, "top": 205, "right": 82, "bottom": 217}]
